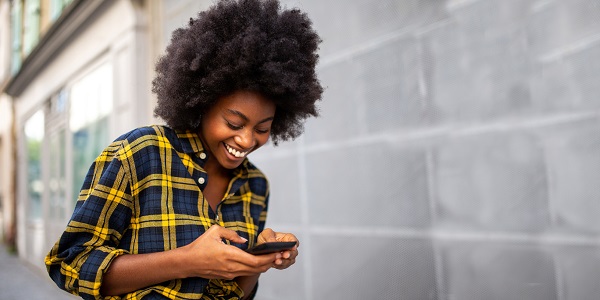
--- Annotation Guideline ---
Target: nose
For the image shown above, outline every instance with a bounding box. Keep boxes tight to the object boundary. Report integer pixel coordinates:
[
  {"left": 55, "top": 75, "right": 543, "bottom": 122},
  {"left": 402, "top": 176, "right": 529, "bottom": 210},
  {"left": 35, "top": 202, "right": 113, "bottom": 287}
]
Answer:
[{"left": 234, "top": 128, "right": 255, "bottom": 150}]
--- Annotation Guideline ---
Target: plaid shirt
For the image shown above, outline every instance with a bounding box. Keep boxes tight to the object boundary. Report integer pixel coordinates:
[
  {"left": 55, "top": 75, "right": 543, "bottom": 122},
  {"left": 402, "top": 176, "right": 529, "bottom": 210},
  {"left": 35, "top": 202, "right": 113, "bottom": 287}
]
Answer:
[{"left": 45, "top": 125, "right": 269, "bottom": 300}]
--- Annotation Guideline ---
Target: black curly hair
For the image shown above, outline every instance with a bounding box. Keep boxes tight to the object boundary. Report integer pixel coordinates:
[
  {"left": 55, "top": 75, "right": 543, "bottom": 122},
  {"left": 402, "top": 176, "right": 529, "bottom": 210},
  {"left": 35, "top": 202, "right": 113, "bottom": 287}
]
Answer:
[{"left": 152, "top": 0, "right": 323, "bottom": 145}]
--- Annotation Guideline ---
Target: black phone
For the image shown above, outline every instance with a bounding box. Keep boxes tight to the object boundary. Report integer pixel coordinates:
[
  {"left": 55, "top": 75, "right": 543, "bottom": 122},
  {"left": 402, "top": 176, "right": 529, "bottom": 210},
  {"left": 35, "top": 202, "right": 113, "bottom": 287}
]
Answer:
[{"left": 245, "top": 241, "right": 297, "bottom": 255}]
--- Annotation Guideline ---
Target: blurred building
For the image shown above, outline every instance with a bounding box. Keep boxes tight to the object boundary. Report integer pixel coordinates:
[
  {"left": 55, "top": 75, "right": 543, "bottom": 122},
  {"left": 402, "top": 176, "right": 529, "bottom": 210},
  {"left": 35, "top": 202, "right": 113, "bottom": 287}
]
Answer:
[
  {"left": 0, "top": 0, "right": 215, "bottom": 272},
  {"left": 2, "top": 0, "right": 600, "bottom": 300}
]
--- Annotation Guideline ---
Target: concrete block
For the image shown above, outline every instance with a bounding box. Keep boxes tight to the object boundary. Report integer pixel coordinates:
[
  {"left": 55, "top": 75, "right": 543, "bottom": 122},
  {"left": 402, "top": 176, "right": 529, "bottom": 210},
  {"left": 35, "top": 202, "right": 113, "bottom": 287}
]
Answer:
[
  {"left": 359, "top": 39, "right": 430, "bottom": 133},
  {"left": 304, "top": 63, "right": 363, "bottom": 144},
  {"left": 434, "top": 132, "right": 550, "bottom": 232},
  {"left": 287, "top": 0, "right": 446, "bottom": 57},
  {"left": 553, "top": 245, "right": 600, "bottom": 300},
  {"left": 542, "top": 119, "right": 600, "bottom": 232},
  {"left": 440, "top": 240, "right": 557, "bottom": 300},
  {"left": 568, "top": 44, "right": 600, "bottom": 110},
  {"left": 311, "top": 234, "right": 437, "bottom": 299},
  {"left": 306, "top": 38, "right": 427, "bottom": 144},
  {"left": 529, "top": 0, "right": 600, "bottom": 55},
  {"left": 421, "top": 9, "right": 537, "bottom": 122},
  {"left": 530, "top": 58, "right": 579, "bottom": 112},
  {"left": 305, "top": 142, "right": 430, "bottom": 228}
]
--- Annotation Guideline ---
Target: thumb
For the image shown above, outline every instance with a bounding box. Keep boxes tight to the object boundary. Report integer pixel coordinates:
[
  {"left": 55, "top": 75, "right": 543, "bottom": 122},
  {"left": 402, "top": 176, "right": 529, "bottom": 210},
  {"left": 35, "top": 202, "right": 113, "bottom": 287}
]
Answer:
[{"left": 211, "top": 225, "right": 248, "bottom": 244}]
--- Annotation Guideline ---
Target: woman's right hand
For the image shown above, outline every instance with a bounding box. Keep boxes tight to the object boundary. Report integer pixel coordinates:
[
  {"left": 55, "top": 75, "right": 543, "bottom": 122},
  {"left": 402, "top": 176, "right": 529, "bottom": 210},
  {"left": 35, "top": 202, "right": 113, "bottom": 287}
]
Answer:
[{"left": 179, "top": 225, "right": 280, "bottom": 280}]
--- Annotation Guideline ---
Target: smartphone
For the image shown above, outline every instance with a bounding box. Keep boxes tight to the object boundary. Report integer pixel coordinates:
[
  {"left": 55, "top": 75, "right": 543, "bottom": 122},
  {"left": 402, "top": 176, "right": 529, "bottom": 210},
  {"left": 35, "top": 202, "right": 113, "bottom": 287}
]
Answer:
[{"left": 245, "top": 241, "right": 297, "bottom": 255}]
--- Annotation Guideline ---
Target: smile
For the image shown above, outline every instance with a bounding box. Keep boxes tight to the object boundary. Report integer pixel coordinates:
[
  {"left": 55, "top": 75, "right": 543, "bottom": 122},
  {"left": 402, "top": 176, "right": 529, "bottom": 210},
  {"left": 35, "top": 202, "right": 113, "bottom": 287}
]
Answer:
[{"left": 224, "top": 143, "right": 249, "bottom": 158}]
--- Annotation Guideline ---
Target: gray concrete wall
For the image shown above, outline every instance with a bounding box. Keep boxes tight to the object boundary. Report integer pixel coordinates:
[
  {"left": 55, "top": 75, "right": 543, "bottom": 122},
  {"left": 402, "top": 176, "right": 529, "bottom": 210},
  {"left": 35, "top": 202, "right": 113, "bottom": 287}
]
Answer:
[{"left": 250, "top": 0, "right": 600, "bottom": 299}]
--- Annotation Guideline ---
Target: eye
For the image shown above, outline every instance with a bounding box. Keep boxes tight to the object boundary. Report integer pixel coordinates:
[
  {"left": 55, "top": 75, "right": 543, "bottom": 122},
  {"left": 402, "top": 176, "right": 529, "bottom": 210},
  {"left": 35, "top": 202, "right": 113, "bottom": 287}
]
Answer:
[
  {"left": 226, "top": 121, "right": 243, "bottom": 130},
  {"left": 255, "top": 128, "right": 270, "bottom": 134}
]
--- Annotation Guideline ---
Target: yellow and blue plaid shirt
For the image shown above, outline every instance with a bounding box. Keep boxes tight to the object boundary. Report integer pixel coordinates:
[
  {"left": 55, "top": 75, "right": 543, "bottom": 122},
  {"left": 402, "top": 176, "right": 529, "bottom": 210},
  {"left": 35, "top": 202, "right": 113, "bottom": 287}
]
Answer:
[{"left": 45, "top": 125, "right": 269, "bottom": 299}]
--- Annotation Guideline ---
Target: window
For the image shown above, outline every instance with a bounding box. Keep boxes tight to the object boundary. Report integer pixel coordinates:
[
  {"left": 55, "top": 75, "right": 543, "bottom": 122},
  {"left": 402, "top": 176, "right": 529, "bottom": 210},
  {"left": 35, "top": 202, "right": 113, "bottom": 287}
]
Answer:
[
  {"left": 10, "top": 0, "right": 23, "bottom": 74},
  {"left": 49, "top": 0, "right": 72, "bottom": 21},
  {"left": 47, "top": 90, "right": 68, "bottom": 222},
  {"left": 24, "top": 109, "right": 44, "bottom": 220},
  {"left": 69, "top": 63, "right": 113, "bottom": 199},
  {"left": 9, "top": 0, "right": 74, "bottom": 74},
  {"left": 22, "top": 0, "right": 41, "bottom": 55}
]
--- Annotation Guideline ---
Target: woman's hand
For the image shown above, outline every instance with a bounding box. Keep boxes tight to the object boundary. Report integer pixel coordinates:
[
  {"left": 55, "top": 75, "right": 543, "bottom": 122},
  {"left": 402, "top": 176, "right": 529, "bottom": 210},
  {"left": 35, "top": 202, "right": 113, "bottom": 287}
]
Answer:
[
  {"left": 180, "top": 225, "right": 279, "bottom": 280},
  {"left": 256, "top": 228, "right": 299, "bottom": 270},
  {"left": 101, "top": 225, "right": 277, "bottom": 296}
]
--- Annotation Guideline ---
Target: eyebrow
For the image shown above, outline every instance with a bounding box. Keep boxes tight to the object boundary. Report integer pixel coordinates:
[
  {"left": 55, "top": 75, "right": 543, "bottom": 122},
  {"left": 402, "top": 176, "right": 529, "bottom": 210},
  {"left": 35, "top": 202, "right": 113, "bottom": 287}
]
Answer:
[{"left": 226, "top": 109, "right": 274, "bottom": 124}]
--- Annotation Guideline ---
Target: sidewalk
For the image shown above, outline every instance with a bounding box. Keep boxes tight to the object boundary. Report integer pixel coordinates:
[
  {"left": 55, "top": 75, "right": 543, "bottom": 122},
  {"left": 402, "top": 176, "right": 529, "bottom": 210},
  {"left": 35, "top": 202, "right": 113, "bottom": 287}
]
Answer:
[{"left": 0, "top": 245, "right": 77, "bottom": 299}]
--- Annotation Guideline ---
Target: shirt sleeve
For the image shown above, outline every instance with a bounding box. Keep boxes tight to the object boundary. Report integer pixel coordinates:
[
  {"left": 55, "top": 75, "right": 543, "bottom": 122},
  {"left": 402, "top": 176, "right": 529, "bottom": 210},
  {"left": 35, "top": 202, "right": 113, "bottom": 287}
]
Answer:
[
  {"left": 45, "top": 140, "right": 134, "bottom": 300},
  {"left": 257, "top": 181, "right": 269, "bottom": 235}
]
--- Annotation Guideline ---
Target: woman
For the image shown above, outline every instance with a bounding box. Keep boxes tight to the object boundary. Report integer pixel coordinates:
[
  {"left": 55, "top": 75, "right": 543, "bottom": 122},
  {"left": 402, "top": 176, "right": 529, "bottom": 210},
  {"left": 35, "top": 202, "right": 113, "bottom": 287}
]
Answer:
[{"left": 45, "top": 0, "right": 323, "bottom": 299}]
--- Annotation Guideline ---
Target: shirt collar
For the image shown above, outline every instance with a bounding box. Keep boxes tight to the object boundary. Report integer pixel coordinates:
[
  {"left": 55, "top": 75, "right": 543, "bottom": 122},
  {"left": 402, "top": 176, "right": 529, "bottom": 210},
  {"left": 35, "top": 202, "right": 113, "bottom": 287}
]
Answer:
[{"left": 175, "top": 129, "right": 206, "bottom": 155}]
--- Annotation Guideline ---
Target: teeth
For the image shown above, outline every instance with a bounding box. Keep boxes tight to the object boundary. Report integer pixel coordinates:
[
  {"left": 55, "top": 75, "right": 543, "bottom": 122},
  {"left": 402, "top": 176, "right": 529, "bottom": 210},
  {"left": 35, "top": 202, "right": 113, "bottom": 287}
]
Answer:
[{"left": 225, "top": 144, "right": 248, "bottom": 158}]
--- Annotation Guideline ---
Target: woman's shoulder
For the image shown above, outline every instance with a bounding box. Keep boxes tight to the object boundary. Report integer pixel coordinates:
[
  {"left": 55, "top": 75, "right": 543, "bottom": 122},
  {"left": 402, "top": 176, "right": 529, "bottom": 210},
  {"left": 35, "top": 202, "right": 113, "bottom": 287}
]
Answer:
[
  {"left": 244, "top": 160, "right": 270, "bottom": 195},
  {"left": 107, "top": 125, "right": 183, "bottom": 157},
  {"left": 113, "top": 125, "right": 175, "bottom": 142},
  {"left": 108, "top": 126, "right": 182, "bottom": 170}
]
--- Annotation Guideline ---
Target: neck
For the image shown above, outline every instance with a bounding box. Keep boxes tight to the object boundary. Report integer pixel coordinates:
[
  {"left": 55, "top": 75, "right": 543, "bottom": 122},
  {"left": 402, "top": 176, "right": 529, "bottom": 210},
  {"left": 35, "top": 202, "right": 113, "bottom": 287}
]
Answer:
[{"left": 204, "top": 156, "right": 231, "bottom": 178}]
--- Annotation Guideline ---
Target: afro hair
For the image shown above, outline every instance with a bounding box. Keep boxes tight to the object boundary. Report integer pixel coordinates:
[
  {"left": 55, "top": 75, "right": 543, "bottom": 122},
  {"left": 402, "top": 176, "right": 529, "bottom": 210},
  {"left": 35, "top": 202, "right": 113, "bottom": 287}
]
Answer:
[{"left": 152, "top": 0, "right": 323, "bottom": 145}]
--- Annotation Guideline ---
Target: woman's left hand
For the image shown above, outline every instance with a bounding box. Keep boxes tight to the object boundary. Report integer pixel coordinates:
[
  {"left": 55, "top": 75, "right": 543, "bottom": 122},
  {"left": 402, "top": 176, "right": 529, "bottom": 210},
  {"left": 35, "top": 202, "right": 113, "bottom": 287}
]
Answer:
[{"left": 256, "top": 228, "right": 299, "bottom": 270}]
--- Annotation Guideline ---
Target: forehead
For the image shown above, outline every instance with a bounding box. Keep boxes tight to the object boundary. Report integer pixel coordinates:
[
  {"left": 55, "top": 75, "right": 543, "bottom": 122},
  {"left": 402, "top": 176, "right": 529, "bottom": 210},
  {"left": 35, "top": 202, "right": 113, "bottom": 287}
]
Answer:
[{"left": 214, "top": 90, "right": 276, "bottom": 118}]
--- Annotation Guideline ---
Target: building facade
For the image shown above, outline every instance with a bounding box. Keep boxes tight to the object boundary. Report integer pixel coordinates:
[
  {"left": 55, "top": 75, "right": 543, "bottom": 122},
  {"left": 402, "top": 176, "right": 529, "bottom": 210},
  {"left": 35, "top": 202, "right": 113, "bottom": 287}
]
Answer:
[
  {"left": 2, "top": 0, "right": 600, "bottom": 299},
  {"left": 0, "top": 0, "right": 217, "bottom": 265},
  {"left": 2, "top": 0, "right": 154, "bottom": 269}
]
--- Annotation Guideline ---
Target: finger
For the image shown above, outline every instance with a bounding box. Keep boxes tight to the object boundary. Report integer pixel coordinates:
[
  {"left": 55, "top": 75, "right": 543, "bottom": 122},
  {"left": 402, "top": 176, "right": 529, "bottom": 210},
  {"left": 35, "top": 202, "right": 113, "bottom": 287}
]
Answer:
[
  {"left": 235, "top": 248, "right": 281, "bottom": 268},
  {"left": 275, "top": 232, "right": 299, "bottom": 247},
  {"left": 258, "top": 228, "right": 277, "bottom": 243},
  {"left": 274, "top": 247, "right": 298, "bottom": 266},
  {"left": 273, "top": 257, "right": 296, "bottom": 270},
  {"left": 213, "top": 251, "right": 278, "bottom": 277},
  {"left": 282, "top": 248, "right": 298, "bottom": 260},
  {"left": 209, "top": 225, "right": 248, "bottom": 244}
]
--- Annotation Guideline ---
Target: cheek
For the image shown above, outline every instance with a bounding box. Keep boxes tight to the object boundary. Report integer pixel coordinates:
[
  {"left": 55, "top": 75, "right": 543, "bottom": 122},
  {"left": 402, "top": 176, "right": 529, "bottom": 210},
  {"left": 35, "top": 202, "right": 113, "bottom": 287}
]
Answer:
[{"left": 207, "top": 123, "right": 230, "bottom": 139}]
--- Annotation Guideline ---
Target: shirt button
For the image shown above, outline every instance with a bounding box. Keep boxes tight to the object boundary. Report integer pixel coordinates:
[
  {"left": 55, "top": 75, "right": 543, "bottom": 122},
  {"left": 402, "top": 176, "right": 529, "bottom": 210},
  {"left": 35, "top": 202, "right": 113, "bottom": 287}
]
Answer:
[
  {"left": 199, "top": 152, "right": 207, "bottom": 159},
  {"left": 198, "top": 177, "right": 205, "bottom": 184}
]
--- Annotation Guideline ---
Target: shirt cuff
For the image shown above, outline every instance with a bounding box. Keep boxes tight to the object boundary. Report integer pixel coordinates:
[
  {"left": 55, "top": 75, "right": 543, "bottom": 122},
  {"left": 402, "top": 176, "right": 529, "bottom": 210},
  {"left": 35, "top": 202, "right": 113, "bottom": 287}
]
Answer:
[{"left": 78, "top": 246, "right": 129, "bottom": 299}]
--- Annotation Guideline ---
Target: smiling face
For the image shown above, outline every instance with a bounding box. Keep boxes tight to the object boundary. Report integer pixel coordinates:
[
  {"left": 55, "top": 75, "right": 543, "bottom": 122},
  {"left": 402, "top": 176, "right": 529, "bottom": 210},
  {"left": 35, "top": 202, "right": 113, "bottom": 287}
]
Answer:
[{"left": 199, "top": 90, "right": 276, "bottom": 170}]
